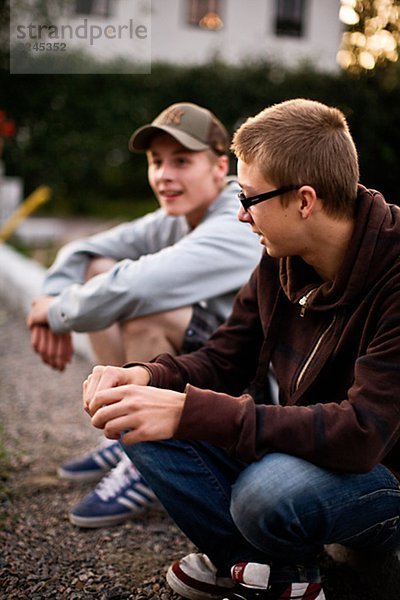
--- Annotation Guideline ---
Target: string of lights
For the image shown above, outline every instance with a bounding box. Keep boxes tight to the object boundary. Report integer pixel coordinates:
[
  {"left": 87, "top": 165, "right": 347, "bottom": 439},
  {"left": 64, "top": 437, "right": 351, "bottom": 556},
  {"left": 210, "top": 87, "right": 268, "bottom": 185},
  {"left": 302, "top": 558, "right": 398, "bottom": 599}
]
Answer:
[{"left": 337, "top": 0, "right": 400, "bottom": 71}]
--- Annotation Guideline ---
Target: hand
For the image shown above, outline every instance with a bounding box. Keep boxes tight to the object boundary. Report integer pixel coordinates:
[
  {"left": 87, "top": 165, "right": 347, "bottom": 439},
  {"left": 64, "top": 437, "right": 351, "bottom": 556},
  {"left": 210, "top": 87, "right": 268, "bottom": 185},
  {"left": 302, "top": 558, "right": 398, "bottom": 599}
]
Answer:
[
  {"left": 83, "top": 364, "right": 151, "bottom": 414},
  {"left": 89, "top": 383, "right": 185, "bottom": 445},
  {"left": 27, "top": 295, "right": 55, "bottom": 328},
  {"left": 30, "top": 325, "right": 73, "bottom": 371}
]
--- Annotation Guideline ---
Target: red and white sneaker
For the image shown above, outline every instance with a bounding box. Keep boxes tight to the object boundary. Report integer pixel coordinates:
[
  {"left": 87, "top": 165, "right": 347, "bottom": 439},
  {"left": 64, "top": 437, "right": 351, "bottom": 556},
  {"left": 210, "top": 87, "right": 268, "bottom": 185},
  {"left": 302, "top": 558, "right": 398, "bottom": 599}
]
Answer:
[
  {"left": 226, "top": 562, "right": 326, "bottom": 600},
  {"left": 166, "top": 554, "right": 325, "bottom": 600},
  {"left": 166, "top": 553, "right": 236, "bottom": 600}
]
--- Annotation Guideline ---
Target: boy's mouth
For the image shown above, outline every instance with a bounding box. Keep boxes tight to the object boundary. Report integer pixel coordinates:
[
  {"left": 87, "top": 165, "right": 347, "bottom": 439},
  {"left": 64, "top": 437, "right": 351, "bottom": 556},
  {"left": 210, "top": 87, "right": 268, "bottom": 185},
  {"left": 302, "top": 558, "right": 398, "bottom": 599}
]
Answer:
[{"left": 159, "top": 189, "right": 182, "bottom": 199}]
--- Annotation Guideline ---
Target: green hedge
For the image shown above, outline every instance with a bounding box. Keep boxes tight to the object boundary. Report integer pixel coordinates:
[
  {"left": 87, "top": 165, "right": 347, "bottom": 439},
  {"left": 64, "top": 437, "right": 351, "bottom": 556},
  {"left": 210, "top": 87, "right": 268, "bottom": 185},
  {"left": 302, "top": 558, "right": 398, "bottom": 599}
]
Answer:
[{"left": 1, "top": 58, "right": 399, "bottom": 215}]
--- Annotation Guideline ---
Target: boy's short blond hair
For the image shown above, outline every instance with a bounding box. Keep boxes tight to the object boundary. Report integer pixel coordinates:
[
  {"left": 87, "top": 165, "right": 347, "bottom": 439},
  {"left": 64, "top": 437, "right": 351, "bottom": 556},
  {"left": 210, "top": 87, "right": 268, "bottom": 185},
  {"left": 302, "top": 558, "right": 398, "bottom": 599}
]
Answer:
[{"left": 231, "top": 99, "right": 359, "bottom": 218}]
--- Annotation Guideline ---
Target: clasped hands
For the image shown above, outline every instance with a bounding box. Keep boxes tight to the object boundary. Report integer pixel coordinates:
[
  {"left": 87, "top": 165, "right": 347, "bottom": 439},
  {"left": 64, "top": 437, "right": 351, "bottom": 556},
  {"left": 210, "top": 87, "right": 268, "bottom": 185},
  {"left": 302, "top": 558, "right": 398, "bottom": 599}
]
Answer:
[
  {"left": 83, "top": 365, "right": 186, "bottom": 446},
  {"left": 27, "top": 295, "right": 73, "bottom": 371}
]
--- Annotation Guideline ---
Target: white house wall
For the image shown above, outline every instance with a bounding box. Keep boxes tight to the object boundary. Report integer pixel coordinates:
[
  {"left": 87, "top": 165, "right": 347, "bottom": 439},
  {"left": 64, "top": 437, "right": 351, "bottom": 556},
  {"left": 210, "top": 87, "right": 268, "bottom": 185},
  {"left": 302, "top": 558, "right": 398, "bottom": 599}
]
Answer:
[
  {"left": 151, "top": 0, "right": 342, "bottom": 71},
  {"left": 14, "top": 0, "right": 343, "bottom": 71}
]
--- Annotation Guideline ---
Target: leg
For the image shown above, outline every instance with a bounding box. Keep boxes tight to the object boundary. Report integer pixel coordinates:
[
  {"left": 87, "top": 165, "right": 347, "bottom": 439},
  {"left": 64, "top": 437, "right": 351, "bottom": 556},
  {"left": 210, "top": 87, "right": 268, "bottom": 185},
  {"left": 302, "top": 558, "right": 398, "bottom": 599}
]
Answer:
[
  {"left": 66, "top": 305, "right": 194, "bottom": 521},
  {"left": 123, "top": 439, "right": 271, "bottom": 575},
  {"left": 66, "top": 292, "right": 219, "bottom": 528},
  {"left": 85, "top": 257, "right": 126, "bottom": 365},
  {"left": 230, "top": 453, "right": 400, "bottom": 582},
  {"left": 121, "top": 306, "right": 193, "bottom": 361},
  {"left": 89, "top": 322, "right": 126, "bottom": 365},
  {"left": 85, "top": 256, "right": 193, "bottom": 363}
]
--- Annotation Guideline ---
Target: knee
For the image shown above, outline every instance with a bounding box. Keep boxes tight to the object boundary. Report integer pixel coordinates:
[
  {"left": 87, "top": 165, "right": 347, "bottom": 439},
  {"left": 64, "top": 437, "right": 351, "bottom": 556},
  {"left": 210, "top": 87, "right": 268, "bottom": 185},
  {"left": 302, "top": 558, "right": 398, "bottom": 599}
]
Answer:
[
  {"left": 123, "top": 440, "right": 152, "bottom": 467},
  {"left": 230, "top": 454, "right": 313, "bottom": 542},
  {"left": 122, "top": 307, "right": 192, "bottom": 350},
  {"left": 230, "top": 467, "right": 276, "bottom": 537},
  {"left": 122, "top": 439, "right": 186, "bottom": 481},
  {"left": 122, "top": 313, "right": 163, "bottom": 340}
]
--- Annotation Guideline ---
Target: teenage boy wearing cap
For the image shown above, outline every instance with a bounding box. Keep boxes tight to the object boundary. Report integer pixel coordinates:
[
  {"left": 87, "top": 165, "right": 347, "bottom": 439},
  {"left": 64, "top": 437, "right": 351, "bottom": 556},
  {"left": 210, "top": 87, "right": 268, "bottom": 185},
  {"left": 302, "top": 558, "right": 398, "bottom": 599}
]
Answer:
[
  {"left": 26, "top": 102, "right": 262, "bottom": 529},
  {"left": 83, "top": 99, "right": 400, "bottom": 600}
]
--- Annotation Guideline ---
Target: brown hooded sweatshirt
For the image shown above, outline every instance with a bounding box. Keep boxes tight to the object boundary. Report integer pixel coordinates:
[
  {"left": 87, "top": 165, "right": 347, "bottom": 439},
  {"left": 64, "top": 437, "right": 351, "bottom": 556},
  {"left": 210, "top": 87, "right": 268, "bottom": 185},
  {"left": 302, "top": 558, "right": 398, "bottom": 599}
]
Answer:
[{"left": 137, "top": 186, "right": 400, "bottom": 480}]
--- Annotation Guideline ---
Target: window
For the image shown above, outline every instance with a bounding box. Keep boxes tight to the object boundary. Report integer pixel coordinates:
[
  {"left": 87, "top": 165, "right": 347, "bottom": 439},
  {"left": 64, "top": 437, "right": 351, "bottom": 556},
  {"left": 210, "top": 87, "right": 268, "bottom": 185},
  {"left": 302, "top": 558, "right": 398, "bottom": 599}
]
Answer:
[
  {"left": 186, "top": 0, "right": 224, "bottom": 30},
  {"left": 275, "top": 0, "right": 306, "bottom": 37},
  {"left": 75, "top": 0, "right": 112, "bottom": 18}
]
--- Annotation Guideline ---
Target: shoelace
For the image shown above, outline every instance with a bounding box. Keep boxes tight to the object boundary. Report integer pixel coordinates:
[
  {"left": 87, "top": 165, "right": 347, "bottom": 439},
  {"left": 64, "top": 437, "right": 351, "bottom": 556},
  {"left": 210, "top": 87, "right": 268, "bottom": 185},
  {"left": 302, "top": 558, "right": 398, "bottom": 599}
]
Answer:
[{"left": 96, "top": 457, "right": 141, "bottom": 501}]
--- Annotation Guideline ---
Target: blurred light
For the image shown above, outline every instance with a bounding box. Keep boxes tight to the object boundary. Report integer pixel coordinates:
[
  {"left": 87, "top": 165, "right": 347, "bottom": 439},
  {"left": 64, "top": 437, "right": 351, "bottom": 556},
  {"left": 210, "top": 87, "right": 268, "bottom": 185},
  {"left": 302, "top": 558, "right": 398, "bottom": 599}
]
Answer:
[
  {"left": 359, "top": 50, "right": 376, "bottom": 69},
  {"left": 339, "top": 5, "right": 360, "bottom": 25},
  {"left": 339, "top": 1, "right": 400, "bottom": 72},
  {"left": 16, "top": 126, "right": 31, "bottom": 147},
  {"left": 379, "top": 29, "right": 397, "bottom": 51},
  {"left": 390, "top": 5, "right": 400, "bottom": 20},
  {"left": 367, "top": 33, "right": 386, "bottom": 52},
  {"left": 342, "top": 31, "right": 352, "bottom": 43},
  {"left": 106, "top": 148, "right": 125, "bottom": 167},
  {"left": 386, "top": 49, "right": 399, "bottom": 62},
  {"left": 365, "top": 16, "right": 387, "bottom": 35},
  {"left": 199, "top": 12, "right": 223, "bottom": 30},
  {"left": 350, "top": 31, "right": 366, "bottom": 47},
  {"left": 336, "top": 49, "right": 355, "bottom": 69}
]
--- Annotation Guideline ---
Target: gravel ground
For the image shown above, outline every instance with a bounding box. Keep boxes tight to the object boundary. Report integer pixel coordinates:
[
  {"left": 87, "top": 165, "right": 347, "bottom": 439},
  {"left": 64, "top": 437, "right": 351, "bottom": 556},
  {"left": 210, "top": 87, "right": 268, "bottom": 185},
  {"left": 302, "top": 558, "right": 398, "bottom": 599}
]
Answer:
[
  {"left": 1, "top": 297, "right": 400, "bottom": 599},
  {"left": 0, "top": 298, "right": 193, "bottom": 599}
]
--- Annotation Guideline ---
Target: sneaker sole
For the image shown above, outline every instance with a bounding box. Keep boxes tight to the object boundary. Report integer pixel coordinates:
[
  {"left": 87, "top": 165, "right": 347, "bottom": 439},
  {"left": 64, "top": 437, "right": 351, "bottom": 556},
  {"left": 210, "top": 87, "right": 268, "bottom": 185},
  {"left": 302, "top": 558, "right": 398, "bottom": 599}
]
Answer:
[
  {"left": 166, "top": 564, "right": 232, "bottom": 600},
  {"left": 58, "top": 466, "right": 109, "bottom": 482},
  {"left": 69, "top": 509, "right": 144, "bottom": 528}
]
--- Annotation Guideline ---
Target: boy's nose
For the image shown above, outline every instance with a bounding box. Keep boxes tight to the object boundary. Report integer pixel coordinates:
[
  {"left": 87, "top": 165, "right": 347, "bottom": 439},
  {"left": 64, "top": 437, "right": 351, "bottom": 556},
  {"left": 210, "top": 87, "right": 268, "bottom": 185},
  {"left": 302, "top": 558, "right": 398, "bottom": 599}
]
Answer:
[
  {"left": 155, "top": 164, "right": 173, "bottom": 182},
  {"left": 238, "top": 205, "right": 253, "bottom": 223}
]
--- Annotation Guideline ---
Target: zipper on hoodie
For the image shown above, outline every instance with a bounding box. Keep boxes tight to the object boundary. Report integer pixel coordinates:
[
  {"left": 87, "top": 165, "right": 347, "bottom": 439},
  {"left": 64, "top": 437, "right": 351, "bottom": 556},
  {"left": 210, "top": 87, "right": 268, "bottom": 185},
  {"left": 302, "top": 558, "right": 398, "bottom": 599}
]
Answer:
[
  {"left": 298, "top": 288, "right": 316, "bottom": 317},
  {"left": 295, "top": 316, "right": 336, "bottom": 391}
]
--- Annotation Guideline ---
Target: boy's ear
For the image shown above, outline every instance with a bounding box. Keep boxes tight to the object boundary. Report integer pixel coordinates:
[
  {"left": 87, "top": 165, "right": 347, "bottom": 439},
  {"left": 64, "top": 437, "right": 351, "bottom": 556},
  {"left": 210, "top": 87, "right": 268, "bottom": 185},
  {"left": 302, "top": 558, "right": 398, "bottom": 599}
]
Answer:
[
  {"left": 298, "top": 186, "right": 319, "bottom": 219},
  {"left": 217, "top": 154, "right": 229, "bottom": 174},
  {"left": 212, "top": 154, "right": 229, "bottom": 186}
]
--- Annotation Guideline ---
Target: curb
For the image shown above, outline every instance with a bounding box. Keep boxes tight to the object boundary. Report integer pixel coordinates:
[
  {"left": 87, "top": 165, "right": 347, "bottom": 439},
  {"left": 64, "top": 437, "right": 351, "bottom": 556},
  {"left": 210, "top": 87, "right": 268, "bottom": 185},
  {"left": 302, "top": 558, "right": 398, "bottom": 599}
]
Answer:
[{"left": 0, "top": 242, "right": 94, "bottom": 362}]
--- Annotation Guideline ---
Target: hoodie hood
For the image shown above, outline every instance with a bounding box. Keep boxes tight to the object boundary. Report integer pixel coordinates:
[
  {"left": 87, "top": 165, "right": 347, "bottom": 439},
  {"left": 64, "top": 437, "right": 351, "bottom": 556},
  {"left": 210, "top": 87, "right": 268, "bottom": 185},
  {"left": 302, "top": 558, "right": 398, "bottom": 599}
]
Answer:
[{"left": 279, "top": 185, "right": 400, "bottom": 312}]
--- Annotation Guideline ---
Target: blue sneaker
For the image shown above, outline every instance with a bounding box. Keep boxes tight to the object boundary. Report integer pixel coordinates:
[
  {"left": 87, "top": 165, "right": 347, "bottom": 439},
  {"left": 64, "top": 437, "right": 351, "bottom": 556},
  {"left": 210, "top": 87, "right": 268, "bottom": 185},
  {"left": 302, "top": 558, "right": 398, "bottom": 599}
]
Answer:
[
  {"left": 58, "top": 441, "right": 123, "bottom": 482},
  {"left": 69, "top": 454, "right": 159, "bottom": 528}
]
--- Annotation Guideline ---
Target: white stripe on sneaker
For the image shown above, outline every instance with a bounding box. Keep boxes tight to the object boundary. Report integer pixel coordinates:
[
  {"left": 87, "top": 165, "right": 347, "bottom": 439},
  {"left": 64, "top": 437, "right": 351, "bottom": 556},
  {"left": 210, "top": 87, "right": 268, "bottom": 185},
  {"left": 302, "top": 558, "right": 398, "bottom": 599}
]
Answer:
[
  {"left": 290, "top": 582, "right": 325, "bottom": 599},
  {"left": 124, "top": 488, "right": 155, "bottom": 506},
  {"left": 93, "top": 445, "right": 122, "bottom": 469},
  {"left": 132, "top": 482, "right": 157, "bottom": 499},
  {"left": 118, "top": 496, "right": 147, "bottom": 511}
]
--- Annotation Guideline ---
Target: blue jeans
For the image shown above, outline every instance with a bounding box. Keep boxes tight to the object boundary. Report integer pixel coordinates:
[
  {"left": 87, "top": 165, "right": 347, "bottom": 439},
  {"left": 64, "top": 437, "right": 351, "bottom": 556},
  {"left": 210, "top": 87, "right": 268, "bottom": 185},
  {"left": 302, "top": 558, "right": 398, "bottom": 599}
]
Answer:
[{"left": 123, "top": 440, "right": 400, "bottom": 583}]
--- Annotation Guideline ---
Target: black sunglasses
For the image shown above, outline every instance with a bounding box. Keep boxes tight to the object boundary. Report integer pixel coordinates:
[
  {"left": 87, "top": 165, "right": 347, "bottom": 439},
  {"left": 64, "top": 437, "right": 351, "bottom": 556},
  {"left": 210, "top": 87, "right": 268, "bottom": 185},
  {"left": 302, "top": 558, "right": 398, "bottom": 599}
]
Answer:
[{"left": 238, "top": 184, "right": 302, "bottom": 211}]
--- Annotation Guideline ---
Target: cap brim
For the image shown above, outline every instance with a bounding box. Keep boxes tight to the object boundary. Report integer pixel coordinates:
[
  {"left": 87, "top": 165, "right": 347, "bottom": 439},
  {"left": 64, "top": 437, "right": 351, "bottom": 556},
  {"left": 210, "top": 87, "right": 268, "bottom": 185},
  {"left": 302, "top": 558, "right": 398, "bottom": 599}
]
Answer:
[{"left": 128, "top": 124, "right": 210, "bottom": 153}]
